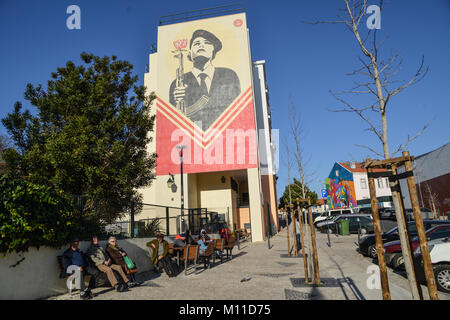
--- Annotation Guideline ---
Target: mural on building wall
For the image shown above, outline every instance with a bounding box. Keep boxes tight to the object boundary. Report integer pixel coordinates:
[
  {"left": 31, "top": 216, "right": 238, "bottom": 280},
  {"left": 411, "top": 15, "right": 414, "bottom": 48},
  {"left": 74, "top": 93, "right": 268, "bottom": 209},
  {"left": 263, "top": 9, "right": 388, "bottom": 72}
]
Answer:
[
  {"left": 169, "top": 30, "right": 241, "bottom": 131},
  {"left": 325, "top": 163, "right": 357, "bottom": 209},
  {"left": 155, "top": 13, "right": 258, "bottom": 176},
  {"left": 325, "top": 178, "right": 357, "bottom": 209}
]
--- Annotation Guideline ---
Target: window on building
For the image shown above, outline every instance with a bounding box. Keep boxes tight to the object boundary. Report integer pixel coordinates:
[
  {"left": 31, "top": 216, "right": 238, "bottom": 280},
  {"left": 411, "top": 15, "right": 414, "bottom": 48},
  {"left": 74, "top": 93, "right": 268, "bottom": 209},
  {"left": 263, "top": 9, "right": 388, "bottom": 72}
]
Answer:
[
  {"left": 385, "top": 178, "right": 390, "bottom": 188},
  {"left": 377, "top": 178, "right": 383, "bottom": 189},
  {"left": 360, "top": 178, "right": 367, "bottom": 189}
]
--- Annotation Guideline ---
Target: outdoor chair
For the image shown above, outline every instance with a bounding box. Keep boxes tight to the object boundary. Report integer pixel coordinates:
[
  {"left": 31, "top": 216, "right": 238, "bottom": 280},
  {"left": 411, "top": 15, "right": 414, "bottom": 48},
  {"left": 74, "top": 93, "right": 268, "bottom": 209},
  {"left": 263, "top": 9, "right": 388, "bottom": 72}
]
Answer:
[
  {"left": 225, "top": 237, "right": 236, "bottom": 260},
  {"left": 168, "top": 242, "right": 174, "bottom": 257},
  {"left": 198, "top": 241, "right": 215, "bottom": 270},
  {"left": 179, "top": 245, "right": 200, "bottom": 275},
  {"left": 212, "top": 238, "right": 225, "bottom": 264}
]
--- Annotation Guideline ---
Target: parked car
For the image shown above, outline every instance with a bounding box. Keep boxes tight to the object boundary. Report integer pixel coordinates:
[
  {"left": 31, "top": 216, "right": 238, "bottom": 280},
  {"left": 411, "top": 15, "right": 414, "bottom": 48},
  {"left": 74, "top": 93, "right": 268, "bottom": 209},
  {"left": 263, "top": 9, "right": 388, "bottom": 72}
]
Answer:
[
  {"left": 313, "top": 208, "right": 356, "bottom": 226},
  {"left": 358, "top": 220, "right": 450, "bottom": 259},
  {"left": 356, "top": 207, "right": 372, "bottom": 214},
  {"left": 405, "top": 208, "right": 434, "bottom": 221},
  {"left": 319, "top": 214, "right": 374, "bottom": 234},
  {"left": 413, "top": 237, "right": 450, "bottom": 293},
  {"left": 383, "top": 224, "right": 450, "bottom": 269},
  {"left": 316, "top": 213, "right": 371, "bottom": 229},
  {"left": 379, "top": 208, "right": 396, "bottom": 220}
]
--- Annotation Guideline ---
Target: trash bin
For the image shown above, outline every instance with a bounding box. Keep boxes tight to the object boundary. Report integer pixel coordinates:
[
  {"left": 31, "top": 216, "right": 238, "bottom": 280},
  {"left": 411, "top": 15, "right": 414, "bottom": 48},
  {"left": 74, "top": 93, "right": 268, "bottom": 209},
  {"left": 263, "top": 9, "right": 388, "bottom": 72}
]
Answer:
[{"left": 339, "top": 219, "right": 350, "bottom": 236}]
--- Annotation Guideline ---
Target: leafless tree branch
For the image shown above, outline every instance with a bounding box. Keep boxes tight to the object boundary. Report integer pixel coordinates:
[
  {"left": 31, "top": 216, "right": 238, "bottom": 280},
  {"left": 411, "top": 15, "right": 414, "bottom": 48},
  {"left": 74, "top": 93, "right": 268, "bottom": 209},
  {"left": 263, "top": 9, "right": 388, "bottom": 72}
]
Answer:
[
  {"left": 390, "top": 120, "right": 433, "bottom": 157},
  {"left": 355, "top": 144, "right": 384, "bottom": 157}
]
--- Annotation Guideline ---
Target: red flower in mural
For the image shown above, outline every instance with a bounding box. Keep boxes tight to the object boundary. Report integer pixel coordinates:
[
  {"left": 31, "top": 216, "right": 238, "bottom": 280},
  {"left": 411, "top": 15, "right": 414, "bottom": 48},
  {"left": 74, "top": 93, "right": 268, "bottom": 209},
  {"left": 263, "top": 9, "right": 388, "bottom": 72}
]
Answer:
[{"left": 173, "top": 39, "right": 188, "bottom": 50}]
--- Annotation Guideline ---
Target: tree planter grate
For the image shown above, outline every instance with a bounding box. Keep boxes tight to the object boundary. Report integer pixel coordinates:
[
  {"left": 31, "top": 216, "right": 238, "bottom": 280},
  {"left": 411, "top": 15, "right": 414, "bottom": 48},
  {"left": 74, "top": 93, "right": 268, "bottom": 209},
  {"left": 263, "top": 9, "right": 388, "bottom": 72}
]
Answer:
[{"left": 290, "top": 277, "right": 340, "bottom": 287}]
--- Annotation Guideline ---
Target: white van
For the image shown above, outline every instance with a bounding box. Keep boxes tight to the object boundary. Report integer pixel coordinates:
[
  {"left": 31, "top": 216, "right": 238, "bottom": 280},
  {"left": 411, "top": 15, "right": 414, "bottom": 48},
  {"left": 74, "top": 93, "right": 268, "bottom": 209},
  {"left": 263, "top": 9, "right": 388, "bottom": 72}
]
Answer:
[{"left": 313, "top": 208, "right": 357, "bottom": 226}]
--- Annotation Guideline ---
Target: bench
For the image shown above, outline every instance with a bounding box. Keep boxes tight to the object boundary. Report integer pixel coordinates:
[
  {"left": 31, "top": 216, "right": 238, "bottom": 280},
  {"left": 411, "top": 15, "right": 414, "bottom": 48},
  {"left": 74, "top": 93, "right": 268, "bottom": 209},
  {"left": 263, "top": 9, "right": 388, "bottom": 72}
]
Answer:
[
  {"left": 179, "top": 245, "right": 200, "bottom": 275},
  {"left": 57, "top": 255, "right": 110, "bottom": 295}
]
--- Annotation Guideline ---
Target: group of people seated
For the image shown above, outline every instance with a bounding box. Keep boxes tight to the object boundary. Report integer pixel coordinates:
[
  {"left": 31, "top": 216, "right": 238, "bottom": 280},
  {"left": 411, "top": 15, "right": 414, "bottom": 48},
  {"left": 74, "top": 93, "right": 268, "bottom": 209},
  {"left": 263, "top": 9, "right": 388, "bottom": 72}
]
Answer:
[
  {"left": 60, "top": 235, "right": 139, "bottom": 300},
  {"left": 60, "top": 228, "right": 234, "bottom": 299}
]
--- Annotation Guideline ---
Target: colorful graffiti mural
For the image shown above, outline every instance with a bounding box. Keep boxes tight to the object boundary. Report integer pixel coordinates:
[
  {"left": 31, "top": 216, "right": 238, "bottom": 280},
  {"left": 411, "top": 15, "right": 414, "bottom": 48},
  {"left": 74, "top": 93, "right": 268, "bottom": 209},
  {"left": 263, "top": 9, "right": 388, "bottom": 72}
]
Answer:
[
  {"left": 325, "top": 162, "right": 358, "bottom": 209},
  {"left": 325, "top": 178, "right": 357, "bottom": 209},
  {"left": 325, "top": 163, "right": 357, "bottom": 209}
]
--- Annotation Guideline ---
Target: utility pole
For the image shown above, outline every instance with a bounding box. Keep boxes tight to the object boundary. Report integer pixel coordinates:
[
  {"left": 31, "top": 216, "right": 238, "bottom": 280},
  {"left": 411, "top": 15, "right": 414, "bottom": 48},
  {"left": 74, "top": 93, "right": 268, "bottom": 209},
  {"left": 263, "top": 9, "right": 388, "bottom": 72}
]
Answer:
[{"left": 177, "top": 145, "right": 187, "bottom": 233}]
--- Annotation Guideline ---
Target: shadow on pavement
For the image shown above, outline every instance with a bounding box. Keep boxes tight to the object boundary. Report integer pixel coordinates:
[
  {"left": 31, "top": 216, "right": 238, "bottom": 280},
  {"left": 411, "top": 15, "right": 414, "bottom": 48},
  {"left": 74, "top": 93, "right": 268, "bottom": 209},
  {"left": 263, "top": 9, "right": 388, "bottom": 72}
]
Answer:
[
  {"left": 337, "top": 277, "right": 366, "bottom": 300},
  {"left": 231, "top": 251, "right": 248, "bottom": 259},
  {"left": 325, "top": 251, "right": 366, "bottom": 300}
]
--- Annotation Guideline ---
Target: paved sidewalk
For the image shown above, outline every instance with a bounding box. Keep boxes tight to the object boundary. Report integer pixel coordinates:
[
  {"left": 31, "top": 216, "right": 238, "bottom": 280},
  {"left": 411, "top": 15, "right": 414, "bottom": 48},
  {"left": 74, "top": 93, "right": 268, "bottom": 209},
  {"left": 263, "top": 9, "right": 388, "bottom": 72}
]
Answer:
[{"left": 48, "top": 228, "right": 450, "bottom": 300}]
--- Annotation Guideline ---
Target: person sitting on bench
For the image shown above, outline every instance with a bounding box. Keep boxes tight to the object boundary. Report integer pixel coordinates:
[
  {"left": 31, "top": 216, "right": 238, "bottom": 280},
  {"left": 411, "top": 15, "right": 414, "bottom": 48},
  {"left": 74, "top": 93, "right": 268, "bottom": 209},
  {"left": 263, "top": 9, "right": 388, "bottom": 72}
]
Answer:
[
  {"left": 87, "top": 236, "right": 131, "bottom": 292},
  {"left": 105, "top": 236, "right": 139, "bottom": 287},
  {"left": 174, "top": 230, "right": 197, "bottom": 247},
  {"left": 197, "top": 229, "right": 210, "bottom": 255},
  {"left": 60, "top": 238, "right": 95, "bottom": 299},
  {"left": 147, "top": 234, "right": 177, "bottom": 277}
]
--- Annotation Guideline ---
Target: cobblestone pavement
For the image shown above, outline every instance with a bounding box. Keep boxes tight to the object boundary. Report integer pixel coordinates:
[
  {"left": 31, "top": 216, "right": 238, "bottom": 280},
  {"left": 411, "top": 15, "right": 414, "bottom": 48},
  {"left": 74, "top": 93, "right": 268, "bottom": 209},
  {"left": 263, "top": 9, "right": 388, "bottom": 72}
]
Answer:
[{"left": 48, "top": 227, "right": 450, "bottom": 300}]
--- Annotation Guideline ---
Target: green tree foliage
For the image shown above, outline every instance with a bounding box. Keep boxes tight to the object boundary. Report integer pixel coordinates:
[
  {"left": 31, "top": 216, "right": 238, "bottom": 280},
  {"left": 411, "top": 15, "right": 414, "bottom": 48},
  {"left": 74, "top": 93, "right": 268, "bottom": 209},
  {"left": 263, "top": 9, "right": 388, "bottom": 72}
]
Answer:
[
  {"left": 278, "top": 178, "right": 318, "bottom": 209},
  {"left": 2, "top": 53, "right": 157, "bottom": 223},
  {"left": 0, "top": 174, "right": 83, "bottom": 255}
]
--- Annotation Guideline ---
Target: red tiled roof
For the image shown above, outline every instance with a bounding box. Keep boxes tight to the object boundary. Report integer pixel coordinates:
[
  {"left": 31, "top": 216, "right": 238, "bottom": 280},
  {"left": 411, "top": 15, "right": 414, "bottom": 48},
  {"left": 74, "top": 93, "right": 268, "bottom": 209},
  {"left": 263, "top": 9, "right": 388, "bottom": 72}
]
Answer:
[{"left": 316, "top": 199, "right": 325, "bottom": 205}]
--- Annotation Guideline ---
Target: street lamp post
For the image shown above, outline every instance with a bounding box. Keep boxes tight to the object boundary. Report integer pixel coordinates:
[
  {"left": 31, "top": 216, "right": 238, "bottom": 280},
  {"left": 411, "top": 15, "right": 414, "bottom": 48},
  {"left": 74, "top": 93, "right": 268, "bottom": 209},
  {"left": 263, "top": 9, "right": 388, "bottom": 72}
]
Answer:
[{"left": 177, "top": 145, "right": 187, "bottom": 232}]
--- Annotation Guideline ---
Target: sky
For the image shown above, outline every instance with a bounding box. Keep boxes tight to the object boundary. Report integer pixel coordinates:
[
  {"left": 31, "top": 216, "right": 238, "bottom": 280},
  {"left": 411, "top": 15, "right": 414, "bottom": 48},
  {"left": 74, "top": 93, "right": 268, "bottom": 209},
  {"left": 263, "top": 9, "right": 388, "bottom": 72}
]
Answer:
[{"left": 1, "top": 0, "right": 449, "bottom": 199}]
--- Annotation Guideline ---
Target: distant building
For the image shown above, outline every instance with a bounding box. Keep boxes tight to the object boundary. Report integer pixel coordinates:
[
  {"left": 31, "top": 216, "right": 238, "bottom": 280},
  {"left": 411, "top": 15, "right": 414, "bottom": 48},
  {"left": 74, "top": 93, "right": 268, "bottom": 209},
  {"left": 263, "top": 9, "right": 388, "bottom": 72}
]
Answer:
[
  {"left": 326, "top": 161, "right": 392, "bottom": 209},
  {"left": 398, "top": 142, "right": 450, "bottom": 217},
  {"left": 314, "top": 198, "right": 328, "bottom": 213}
]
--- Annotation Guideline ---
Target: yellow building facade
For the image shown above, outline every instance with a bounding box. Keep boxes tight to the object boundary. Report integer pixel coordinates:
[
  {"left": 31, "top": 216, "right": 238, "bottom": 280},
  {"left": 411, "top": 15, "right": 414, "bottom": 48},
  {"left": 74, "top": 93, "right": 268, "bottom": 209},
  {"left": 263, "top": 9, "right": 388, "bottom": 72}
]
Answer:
[{"left": 138, "top": 11, "right": 278, "bottom": 242}]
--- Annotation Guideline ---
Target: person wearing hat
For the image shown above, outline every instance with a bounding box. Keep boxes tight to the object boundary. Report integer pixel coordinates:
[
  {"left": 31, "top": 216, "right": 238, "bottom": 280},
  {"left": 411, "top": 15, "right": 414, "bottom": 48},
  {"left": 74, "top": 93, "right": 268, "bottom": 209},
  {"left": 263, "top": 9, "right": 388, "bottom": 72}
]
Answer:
[
  {"left": 146, "top": 234, "right": 177, "bottom": 277},
  {"left": 169, "top": 29, "right": 241, "bottom": 131},
  {"left": 60, "top": 238, "right": 95, "bottom": 299}
]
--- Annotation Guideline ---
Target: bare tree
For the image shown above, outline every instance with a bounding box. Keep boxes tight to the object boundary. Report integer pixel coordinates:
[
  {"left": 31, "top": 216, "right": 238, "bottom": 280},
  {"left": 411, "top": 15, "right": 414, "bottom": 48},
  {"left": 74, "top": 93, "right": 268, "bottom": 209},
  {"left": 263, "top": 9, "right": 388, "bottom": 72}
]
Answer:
[
  {"left": 304, "top": 0, "right": 431, "bottom": 300},
  {"left": 304, "top": 0, "right": 430, "bottom": 159},
  {"left": 288, "top": 97, "right": 317, "bottom": 281},
  {"left": 282, "top": 136, "right": 294, "bottom": 207},
  {"left": 288, "top": 97, "right": 316, "bottom": 200},
  {"left": 424, "top": 183, "right": 440, "bottom": 220}
]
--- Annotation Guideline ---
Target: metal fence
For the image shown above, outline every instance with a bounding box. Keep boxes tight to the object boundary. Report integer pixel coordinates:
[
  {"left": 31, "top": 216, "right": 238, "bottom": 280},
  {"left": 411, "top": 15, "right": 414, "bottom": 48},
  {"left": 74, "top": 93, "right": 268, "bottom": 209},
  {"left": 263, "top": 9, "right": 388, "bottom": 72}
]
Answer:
[{"left": 105, "top": 203, "right": 228, "bottom": 238}]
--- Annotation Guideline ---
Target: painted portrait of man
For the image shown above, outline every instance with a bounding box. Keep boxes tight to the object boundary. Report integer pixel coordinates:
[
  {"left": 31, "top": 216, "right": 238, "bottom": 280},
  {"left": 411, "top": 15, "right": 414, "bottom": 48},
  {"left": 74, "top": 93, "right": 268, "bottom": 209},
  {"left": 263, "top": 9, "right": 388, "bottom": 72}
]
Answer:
[{"left": 169, "top": 29, "right": 241, "bottom": 131}]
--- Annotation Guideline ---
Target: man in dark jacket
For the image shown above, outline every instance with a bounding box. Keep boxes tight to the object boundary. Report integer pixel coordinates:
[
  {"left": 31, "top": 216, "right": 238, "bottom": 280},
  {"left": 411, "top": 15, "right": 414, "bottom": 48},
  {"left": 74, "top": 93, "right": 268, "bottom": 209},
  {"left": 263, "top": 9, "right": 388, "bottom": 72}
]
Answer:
[
  {"left": 60, "top": 238, "right": 95, "bottom": 299},
  {"left": 169, "top": 29, "right": 241, "bottom": 131}
]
